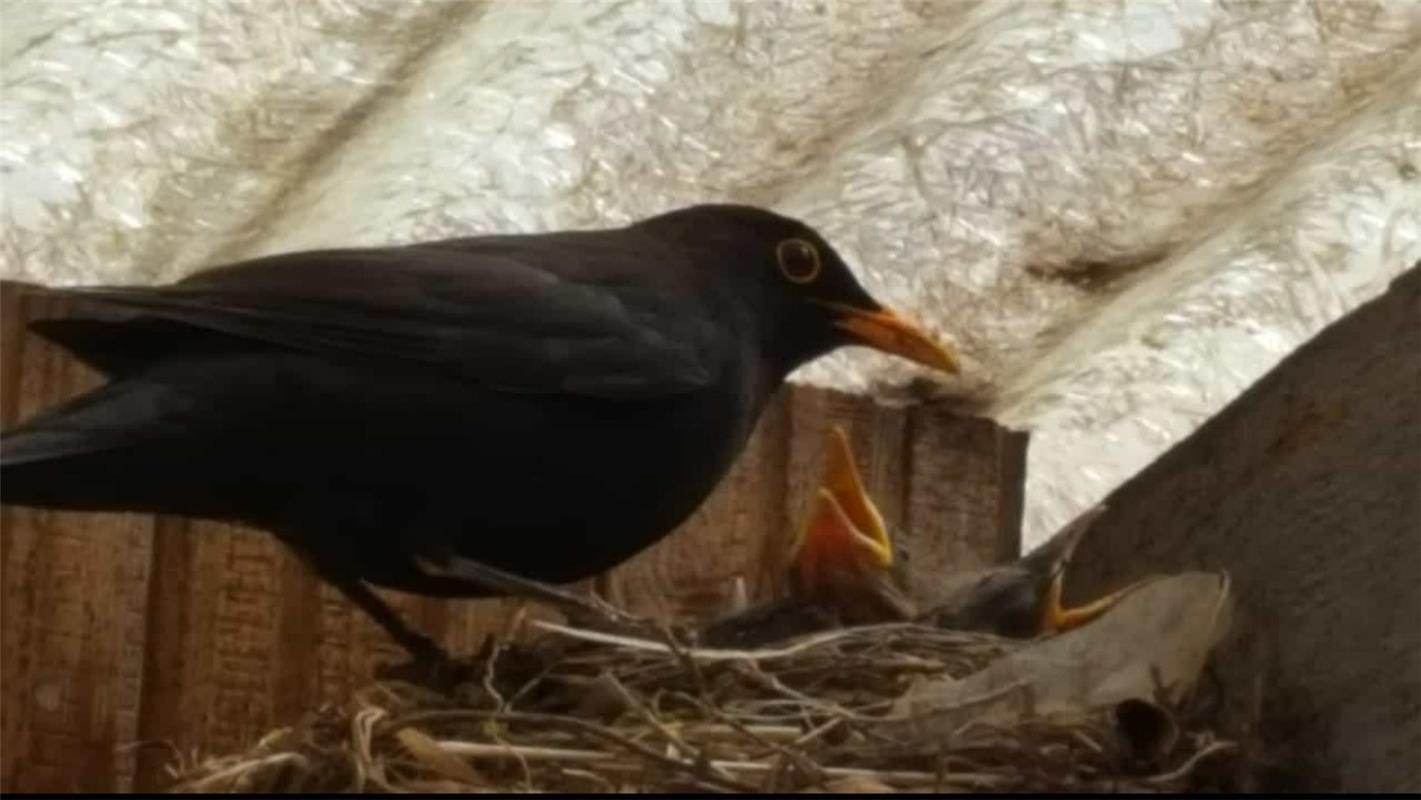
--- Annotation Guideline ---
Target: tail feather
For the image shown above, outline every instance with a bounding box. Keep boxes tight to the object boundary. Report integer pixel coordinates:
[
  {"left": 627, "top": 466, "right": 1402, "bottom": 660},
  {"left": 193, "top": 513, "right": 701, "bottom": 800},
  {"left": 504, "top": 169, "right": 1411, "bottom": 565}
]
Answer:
[
  {"left": 1, "top": 452, "right": 137, "bottom": 511},
  {"left": 0, "top": 381, "right": 181, "bottom": 511},
  {"left": 1, "top": 427, "right": 118, "bottom": 467},
  {"left": 27, "top": 316, "right": 259, "bottom": 377}
]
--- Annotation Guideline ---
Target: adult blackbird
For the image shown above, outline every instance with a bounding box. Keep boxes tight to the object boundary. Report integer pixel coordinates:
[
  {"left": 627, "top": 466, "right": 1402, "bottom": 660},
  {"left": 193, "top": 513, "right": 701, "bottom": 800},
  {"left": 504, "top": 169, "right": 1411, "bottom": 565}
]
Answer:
[{"left": 0, "top": 204, "right": 958, "bottom": 664}]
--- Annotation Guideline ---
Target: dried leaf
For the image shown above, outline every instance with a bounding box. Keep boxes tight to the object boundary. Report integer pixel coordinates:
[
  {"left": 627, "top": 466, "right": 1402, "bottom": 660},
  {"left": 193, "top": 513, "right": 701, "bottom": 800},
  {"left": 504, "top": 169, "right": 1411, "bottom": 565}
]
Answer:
[{"left": 885, "top": 571, "right": 1233, "bottom": 736}]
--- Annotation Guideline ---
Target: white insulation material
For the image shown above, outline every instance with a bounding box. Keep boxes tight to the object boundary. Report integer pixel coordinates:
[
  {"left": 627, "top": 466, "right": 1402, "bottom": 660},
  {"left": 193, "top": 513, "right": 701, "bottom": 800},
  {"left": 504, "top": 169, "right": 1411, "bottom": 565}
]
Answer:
[{"left": 3, "top": 0, "right": 1418, "bottom": 547}]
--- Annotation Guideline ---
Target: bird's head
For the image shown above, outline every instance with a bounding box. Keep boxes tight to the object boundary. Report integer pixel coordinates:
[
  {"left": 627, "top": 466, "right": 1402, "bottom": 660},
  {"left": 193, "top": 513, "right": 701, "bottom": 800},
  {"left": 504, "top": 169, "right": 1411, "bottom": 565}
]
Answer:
[
  {"left": 929, "top": 505, "right": 1134, "bottom": 638},
  {"left": 787, "top": 426, "right": 915, "bottom": 623},
  {"left": 636, "top": 205, "right": 960, "bottom": 379}
]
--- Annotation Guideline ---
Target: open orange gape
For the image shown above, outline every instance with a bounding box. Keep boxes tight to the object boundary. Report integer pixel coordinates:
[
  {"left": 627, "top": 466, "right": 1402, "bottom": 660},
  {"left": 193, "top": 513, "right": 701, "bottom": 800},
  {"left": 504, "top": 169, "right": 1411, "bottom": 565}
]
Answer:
[{"left": 786, "top": 426, "right": 909, "bottom": 621}]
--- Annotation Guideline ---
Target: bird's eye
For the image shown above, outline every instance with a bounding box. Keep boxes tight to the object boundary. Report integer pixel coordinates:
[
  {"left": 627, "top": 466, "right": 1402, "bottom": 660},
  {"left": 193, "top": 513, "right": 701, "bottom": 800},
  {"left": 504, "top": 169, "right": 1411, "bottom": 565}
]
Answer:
[{"left": 776, "top": 238, "right": 822, "bottom": 285}]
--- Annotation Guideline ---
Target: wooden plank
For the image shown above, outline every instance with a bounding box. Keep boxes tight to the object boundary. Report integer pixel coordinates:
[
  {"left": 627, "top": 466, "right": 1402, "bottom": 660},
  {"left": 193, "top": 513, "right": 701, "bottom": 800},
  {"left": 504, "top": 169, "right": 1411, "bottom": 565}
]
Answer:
[
  {"left": 132, "top": 516, "right": 201, "bottom": 791},
  {"left": 190, "top": 523, "right": 284, "bottom": 761},
  {"left": 133, "top": 517, "right": 301, "bottom": 788},
  {"left": 0, "top": 288, "right": 154, "bottom": 792},
  {"left": 1061, "top": 266, "right": 1421, "bottom": 792},
  {"left": 0, "top": 284, "right": 24, "bottom": 790},
  {"left": 900, "top": 404, "right": 1027, "bottom": 606}
]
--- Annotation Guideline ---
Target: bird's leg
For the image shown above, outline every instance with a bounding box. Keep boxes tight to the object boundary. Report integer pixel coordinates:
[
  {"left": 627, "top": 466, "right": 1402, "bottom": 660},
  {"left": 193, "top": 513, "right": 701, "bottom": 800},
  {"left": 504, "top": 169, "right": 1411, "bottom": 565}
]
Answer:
[
  {"left": 320, "top": 572, "right": 474, "bottom": 688},
  {"left": 334, "top": 575, "right": 445, "bottom": 660},
  {"left": 417, "top": 553, "right": 643, "bottom": 631}
]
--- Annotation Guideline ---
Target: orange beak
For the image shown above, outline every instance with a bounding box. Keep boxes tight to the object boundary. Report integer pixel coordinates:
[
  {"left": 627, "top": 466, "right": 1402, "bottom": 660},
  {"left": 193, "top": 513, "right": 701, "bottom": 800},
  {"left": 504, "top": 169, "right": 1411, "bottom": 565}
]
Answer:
[
  {"left": 1040, "top": 573, "right": 1138, "bottom": 634},
  {"left": 789, "top": 427, "right": 895, "bottom": 598},
  {"left": 827, "top": 304, "right": 960, "bottom": 374},
  {"left": 1034, "top": 506, "right": 1142, "bottom": 634}
]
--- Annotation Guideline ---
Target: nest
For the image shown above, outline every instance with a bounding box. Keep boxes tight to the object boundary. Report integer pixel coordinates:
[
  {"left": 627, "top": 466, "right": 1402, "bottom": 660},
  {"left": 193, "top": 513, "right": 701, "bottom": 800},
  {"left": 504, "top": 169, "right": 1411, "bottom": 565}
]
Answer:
[{"left": 164, "top": 615, "right": 1246, "bottom": 793}]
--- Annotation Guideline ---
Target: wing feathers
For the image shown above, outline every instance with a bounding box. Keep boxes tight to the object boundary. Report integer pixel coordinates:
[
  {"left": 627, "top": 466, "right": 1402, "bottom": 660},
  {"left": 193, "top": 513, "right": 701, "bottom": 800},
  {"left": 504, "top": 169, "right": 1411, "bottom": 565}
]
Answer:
[{"left": 54, "top": 235, "right": 723, "bottom": 399}]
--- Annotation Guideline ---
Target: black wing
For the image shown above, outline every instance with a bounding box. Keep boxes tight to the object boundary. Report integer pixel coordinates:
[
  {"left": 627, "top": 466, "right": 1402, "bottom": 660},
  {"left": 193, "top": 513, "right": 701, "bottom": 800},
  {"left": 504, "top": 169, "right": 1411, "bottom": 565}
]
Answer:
[{"left": 53, "top": 232, "right": 725, "bottom": 399}]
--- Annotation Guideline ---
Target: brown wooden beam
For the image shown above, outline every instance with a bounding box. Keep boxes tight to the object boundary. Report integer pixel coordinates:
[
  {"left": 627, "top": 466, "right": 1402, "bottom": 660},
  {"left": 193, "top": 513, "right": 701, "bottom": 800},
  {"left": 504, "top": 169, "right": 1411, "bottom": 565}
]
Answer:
[{"left": 1060, "top": 266, "right": 1421, "bottom": 792}]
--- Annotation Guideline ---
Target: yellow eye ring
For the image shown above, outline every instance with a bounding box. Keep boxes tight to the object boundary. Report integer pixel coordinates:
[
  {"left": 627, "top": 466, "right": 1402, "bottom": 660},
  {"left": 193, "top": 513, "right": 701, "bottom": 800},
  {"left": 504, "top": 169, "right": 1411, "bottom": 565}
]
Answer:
[{"left": 776, "top": 238, "right": 822, "bottom": 284}]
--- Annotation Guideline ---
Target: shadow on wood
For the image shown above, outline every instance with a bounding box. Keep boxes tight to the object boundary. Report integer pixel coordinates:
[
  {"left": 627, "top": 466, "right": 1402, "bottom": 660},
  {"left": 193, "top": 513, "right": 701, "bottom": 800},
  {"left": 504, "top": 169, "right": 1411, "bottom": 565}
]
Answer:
[{"left": 1060, "top": 266, "right": 1421, "bottom": 792}]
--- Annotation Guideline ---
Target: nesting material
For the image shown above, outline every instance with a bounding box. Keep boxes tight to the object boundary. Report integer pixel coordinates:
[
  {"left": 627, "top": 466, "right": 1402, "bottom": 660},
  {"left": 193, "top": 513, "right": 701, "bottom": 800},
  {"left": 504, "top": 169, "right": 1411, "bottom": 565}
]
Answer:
[{"left": 166, "top": 573, "right": 1246, "bottom": 793}]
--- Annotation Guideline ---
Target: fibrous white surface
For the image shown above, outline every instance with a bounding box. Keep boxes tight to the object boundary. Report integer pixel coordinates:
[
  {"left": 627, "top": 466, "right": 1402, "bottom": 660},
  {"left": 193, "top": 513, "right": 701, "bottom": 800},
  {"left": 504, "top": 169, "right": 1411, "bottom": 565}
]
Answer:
[{"left": 3, "top": 0, "right": 1418, "bottom": 547}]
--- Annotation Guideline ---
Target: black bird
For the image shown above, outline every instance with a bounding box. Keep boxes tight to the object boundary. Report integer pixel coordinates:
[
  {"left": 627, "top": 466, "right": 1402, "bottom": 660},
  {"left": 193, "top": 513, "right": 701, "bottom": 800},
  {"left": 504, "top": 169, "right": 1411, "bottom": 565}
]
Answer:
[
  {"left": 1, "top": 204, "right": 958, "bottom": 666},
  {"left": 921, "top": 506, "right": 1138, "bottom": 639}
]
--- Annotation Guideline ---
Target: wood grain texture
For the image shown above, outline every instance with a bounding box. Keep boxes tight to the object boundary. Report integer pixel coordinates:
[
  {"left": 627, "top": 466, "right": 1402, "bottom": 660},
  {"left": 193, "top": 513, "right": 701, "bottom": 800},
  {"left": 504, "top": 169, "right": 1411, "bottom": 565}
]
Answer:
[
  {"left": 0, "top": 288, "right": 153, "bottom": 792},
  {"left": 0, "top": 282, "right": 1025, "bottom": 792},
  {"left": 900, "top": 403, "right": 1028, "bottom": 606},
  {"left": 1059, "top": 266, "right": 1421, "bottom": 792}
]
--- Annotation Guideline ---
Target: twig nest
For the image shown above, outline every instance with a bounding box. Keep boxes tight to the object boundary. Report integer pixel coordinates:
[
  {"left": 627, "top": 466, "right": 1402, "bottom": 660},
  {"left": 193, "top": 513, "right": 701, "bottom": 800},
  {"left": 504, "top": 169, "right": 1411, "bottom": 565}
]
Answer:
[{"left": 165, "top": 573, "right": 1249, "bottom": 794}]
